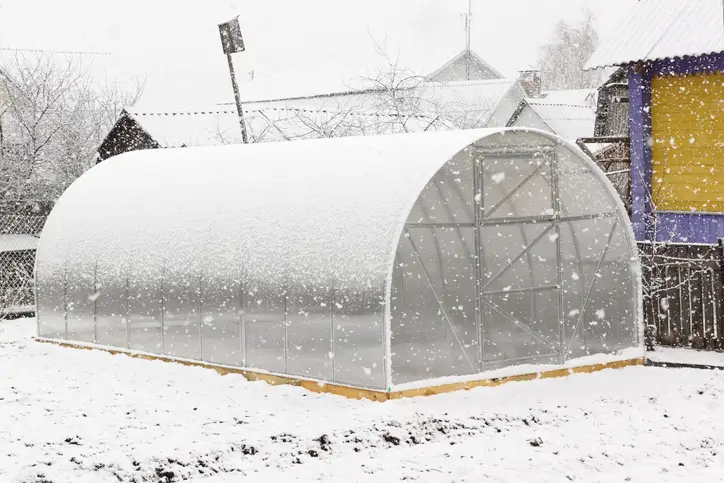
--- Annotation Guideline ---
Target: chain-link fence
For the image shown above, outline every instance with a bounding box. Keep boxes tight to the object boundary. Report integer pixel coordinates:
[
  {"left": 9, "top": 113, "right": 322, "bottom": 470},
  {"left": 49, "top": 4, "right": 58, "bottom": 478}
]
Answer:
[{"left": 0, "top": 214, "right": 47, "bottom": 318}]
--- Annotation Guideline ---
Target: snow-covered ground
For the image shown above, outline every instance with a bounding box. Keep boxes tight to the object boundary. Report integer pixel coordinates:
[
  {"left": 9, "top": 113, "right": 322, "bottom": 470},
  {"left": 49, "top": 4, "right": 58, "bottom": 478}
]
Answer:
[
  {"left": 647, "top": 346, "right": 724, "bottom": 368},
  {"left": 2, "top": 318, "right": 724, "bottom": 483}
]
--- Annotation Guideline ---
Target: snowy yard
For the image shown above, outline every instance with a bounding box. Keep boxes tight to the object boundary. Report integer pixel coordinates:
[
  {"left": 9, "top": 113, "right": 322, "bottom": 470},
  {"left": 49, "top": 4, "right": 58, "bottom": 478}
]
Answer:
[{"left": 2, "top": 318, "right": 723, "bottom": 483}]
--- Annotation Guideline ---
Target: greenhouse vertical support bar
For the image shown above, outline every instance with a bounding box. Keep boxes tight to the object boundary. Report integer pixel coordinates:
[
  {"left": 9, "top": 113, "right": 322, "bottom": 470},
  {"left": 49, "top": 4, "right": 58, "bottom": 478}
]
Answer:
[
  {"left": 549, "top": 149, "right": 566, "bottom": 364},
  {"left": 473, "top": 150, "right": 485, "bottom": 369},
  {"left": 160, "top": 264, "right": 166, "bottom": 354},
  {"left": 330, "top": 279, "right": 337, "bottom": 384},
  {"left": 283, "top": 280, "right": 288, "bottom": 373},
  {"left": 93, "top": 259, "right": 98, "bottom": 344},
  {"left": 239, "top": 272, "right": 246, "bottom": 368},
  {"left": 198, "top": 271, "right": 203, "bottom": 361},
  {"left": 125, "top": 275, "right": 130, "bottom": 350}
]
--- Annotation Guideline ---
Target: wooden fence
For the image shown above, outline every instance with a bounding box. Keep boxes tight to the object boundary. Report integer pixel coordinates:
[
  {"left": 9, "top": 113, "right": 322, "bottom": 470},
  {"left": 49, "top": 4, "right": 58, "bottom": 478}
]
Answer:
[{"left": 639, "top": 241, "right": 724, "bottom": 350}]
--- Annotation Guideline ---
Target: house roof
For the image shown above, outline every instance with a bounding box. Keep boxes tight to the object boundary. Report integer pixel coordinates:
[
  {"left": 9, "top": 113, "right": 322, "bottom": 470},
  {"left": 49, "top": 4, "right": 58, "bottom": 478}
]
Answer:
[
  {"left": 212, "top": 78, "right": 521, "bottom": 128},
  {"left": 426, "top": 49, "right": 505, "bottom": 80},
  {"left": 516, "top": 101, "right": 596, "bottom": 141},
  {"left": 585, "top": 0, "right": 724, "bottom": 69},
  {"left": 115, "top": 78, "right": 523, "bottom": 150},
  {"left": 540, "top": 89, "right": 597, "bottom": 109},
  {"left": 123, "top": 106, "right": 453, "bottom": 148}
]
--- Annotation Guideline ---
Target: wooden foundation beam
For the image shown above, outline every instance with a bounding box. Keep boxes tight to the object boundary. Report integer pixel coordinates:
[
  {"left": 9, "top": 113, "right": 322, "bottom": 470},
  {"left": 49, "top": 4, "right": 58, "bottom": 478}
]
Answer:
[{"left": 35, "top": 338, "right": 644, "bottom": 401}]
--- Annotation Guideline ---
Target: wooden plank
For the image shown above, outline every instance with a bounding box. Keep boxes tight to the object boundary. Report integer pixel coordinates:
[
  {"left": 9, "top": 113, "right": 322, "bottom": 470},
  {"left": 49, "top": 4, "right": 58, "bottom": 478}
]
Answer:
[
  {"left": 34, "top": 338, "right": 645, "bottom": 401},
  {"left": 651, "top": 72, "right": 724, "bottom": 212},
  {"left": 388, "top": 359, "right": 646, "bottom": 400}
]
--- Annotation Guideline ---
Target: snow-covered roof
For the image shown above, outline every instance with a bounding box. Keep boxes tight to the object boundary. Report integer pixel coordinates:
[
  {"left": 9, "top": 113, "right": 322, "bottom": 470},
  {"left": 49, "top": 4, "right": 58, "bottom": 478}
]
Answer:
[
  {"left": 426, "top": 49, "right": 505, "bottom": 80},
  {"left": 125, "top": 106, "right": 450, "bottom": 148},
  {"left": 239, "top": 78, "right": 521, "bottom": 126},
  {"left": 120, "top": 79, "right": 521, "bottom": 148},
  {"left": 526, "top": 102, "right": 596, "bottom": 141},
  {"left": 585, "top": 0, "right": 724, "bottom": 69},
  {"left": 541, "top": 89, "right": 597, "bottom": 109},
  {"left": 0, "top": 234, "right": 39, "bottom": 253},
  {"left": 44, "top": 129, "right": 513, "bottom": 287}
]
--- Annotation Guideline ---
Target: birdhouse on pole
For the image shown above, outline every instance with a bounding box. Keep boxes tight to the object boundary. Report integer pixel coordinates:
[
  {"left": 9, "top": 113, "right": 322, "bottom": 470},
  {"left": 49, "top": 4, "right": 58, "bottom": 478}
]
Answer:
[{"left": 219, "top": 16, "right": 245, "bottom": 54}]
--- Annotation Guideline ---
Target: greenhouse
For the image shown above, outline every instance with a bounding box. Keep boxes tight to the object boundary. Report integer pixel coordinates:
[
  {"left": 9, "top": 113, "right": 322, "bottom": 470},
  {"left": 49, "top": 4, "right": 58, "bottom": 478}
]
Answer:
[{"left": 35, "top": 128, "right": 643, "bottom": 396}]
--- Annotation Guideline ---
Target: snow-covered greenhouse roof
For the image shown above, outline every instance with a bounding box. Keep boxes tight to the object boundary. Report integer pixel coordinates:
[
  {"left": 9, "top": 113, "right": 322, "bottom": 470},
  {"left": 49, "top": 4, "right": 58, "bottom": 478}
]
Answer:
[{"left": 585, "top": 0, "right": 724, "bottom": 69}]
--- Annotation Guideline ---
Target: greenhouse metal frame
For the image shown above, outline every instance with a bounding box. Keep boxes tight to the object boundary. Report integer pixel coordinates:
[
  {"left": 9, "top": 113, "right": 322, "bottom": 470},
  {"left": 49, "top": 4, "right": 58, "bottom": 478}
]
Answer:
[{"left": 35, "top": 128, "right": 644, "bottom": 396}]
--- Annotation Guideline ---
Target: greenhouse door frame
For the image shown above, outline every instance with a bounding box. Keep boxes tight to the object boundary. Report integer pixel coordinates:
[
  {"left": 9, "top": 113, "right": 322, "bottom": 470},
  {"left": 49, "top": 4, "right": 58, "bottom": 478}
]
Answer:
[
  {"left": 404, "top": 144, "right": 620, "bottom": 373},
  {"left": 474, "top": 145, "right": 565, "bottom": 367}
]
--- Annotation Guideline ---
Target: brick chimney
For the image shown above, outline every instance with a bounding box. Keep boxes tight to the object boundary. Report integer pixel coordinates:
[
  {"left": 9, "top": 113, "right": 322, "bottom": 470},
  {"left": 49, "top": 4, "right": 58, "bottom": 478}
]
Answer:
[{"left": 518, "top": 69, "right": 542, "bottom": 98}]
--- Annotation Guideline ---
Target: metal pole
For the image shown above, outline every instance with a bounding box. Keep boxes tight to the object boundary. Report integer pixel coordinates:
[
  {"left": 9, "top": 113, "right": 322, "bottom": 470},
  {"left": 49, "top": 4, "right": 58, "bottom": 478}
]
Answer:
[{"left": 226, "top": 53, "right": 249, "bottom": 144}]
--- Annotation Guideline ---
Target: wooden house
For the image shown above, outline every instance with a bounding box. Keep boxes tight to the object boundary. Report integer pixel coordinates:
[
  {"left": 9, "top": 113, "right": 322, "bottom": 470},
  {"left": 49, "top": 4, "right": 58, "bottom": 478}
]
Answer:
[{"left": 586, "top": 0, "right": 724, "bottom": 244}]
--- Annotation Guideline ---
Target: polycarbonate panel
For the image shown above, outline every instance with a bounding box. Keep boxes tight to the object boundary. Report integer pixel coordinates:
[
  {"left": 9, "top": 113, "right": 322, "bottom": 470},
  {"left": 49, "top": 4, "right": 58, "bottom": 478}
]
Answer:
[
  {"left": 391, "top": 230, "right": 477, "bottom": 385},
  {"left": 36, "top": 261, "right": 66, "bottom": 340},
  {"left": 128, "top": 265, "right": 163, "bottom": 354},
  {"left": 65, "top": 259, "right": 96, "bottom": 343},
  {"left": 481, "top": 289, "right": 560, "bottom": 365},
  {"left": 479, "top": 223, "right": 556, "bottom": 292},
  {"left": 481, "top": 155, "right": 552, "bottom": 219},
  {"left": 333, "top": 284, "right": 385, "bottom": 389},
  {"left": 163, "top": 269, "right": 201, "bottom": 360},
  {"left": 201, "top": 272, "right": 241, "bottom": 366},
  {"left": 564, "top": 218, "right": 638, "bottom": 358},
  {"left": 407, "top": 150, "right": 474, "bottom": 224},
  {"left": 286, "top": 281, "right": 333, "bottom": 380},
  {"left": 244, "top": 283, "right": 286, "bottom": 372},
  {"left": 95, "top": 258, "right": 128, "bottom": 348},
  {"left": 557, "top": 145, "right": 617, "bottom": 217}
]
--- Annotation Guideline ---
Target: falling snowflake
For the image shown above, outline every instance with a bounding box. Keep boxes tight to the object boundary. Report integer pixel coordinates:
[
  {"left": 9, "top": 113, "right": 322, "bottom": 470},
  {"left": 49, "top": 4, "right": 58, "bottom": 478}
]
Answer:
[
  {"left": 660, "top": 298, "right": 670, "bottom": 311},
  {"left": 595, "top": 308, "right": 606, "bottom": 320},
  {"left": 491, "top": 172, "right": 505, "bottom": 184}
]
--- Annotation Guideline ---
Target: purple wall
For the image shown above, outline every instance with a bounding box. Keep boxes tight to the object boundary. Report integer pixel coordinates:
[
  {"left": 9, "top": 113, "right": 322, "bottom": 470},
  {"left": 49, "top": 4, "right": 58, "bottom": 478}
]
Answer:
[{"left": 629, "top": 51, "right": 724, "bottom": 244}]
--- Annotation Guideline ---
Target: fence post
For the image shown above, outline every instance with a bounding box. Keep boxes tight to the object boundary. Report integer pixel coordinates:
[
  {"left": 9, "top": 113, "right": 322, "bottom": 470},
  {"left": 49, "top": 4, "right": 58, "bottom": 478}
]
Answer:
[{"left": 717, "top": 239, "right": 724, "bottom": 348}]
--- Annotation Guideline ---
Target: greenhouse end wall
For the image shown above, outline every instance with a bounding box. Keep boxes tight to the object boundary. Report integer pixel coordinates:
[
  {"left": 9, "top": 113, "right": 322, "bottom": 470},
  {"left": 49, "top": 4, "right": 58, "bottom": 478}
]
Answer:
[
  {"left": 35, "top": 128, "right": 643, "bottom": 393},
  {"left": 389, "top": 132, "right": 641, "bottom": 388}
]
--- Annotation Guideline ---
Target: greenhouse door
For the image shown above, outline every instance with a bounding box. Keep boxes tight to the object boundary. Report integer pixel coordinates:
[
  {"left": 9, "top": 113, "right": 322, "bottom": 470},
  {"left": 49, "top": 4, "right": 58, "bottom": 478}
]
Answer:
[{"left": 475, "top": 146, "right": 564, "bottom": 368}]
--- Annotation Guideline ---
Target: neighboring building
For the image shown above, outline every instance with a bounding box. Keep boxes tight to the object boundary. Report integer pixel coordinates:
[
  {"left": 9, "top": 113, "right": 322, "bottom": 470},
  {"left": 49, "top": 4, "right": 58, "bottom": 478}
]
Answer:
[
  {"left": 541, "top": 88, "right": 598, "bottom": 110},
  {"left": 99, "top": 78, "right": 526, "bottom": 161},
  {"left": 593, "top": 68, "right": 628, "bottom": 138},
  {"left": 98, "top": 106, "right": 453, "bottom": 161},
  {"left": 586, "top": 0, "right": 724, "bottom": 243},
  {"left": 426, "top": 49, "right": 504, "bottom": 82},
  {"left": 506, "top": 99, "right": 595, "bottom": 142}
]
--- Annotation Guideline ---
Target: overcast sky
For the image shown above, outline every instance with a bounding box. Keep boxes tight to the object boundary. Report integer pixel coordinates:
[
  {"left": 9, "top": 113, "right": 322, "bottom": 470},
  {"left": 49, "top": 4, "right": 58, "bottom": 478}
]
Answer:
[{"left": 0, "top": 0, "right": 633, "bottom": 107}]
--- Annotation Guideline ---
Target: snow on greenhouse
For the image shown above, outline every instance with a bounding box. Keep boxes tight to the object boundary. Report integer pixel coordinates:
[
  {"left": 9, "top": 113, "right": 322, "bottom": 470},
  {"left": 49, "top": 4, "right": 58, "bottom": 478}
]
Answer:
[{"left": 34, "top": 128, "right": 643, "bottom": 399}]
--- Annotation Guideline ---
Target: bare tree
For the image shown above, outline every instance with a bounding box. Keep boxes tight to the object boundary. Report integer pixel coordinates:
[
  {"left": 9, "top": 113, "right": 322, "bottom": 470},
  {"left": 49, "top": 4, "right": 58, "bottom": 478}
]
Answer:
[
  {"left": 0, "top": 52, "right": 144, "bottom": 201},
  {"left": 537, "top": 10, "right": 605, "bottom": 90}
]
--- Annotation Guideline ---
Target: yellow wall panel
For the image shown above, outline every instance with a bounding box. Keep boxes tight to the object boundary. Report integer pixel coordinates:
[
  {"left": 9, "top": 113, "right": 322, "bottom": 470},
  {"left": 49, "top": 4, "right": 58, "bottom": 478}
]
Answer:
[{"left": 652, "top": 72, "right": 724, "bottom": 211}]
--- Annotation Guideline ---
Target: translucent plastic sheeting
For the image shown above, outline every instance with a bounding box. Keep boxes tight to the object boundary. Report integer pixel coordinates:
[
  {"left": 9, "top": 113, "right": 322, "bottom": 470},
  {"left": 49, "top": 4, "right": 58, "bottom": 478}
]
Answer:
[
  {"left": 35, "top": 260, "right": 66, "bottom": 340},
  {"left": 95, "top": 259, "right": 128, "bottom": 348},
  {"left": 36, "top": 128, "right": 641, "bottom": 391},
  {"left": 390, "top": 133, "right": 641, "bottom": 385}
]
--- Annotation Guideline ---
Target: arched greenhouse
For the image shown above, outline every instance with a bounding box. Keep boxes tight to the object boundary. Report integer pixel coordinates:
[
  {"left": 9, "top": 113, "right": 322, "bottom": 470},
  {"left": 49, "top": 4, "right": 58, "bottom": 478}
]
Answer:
[{"left": 35, "top": 128, "right": 643, "bottom": 396}]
